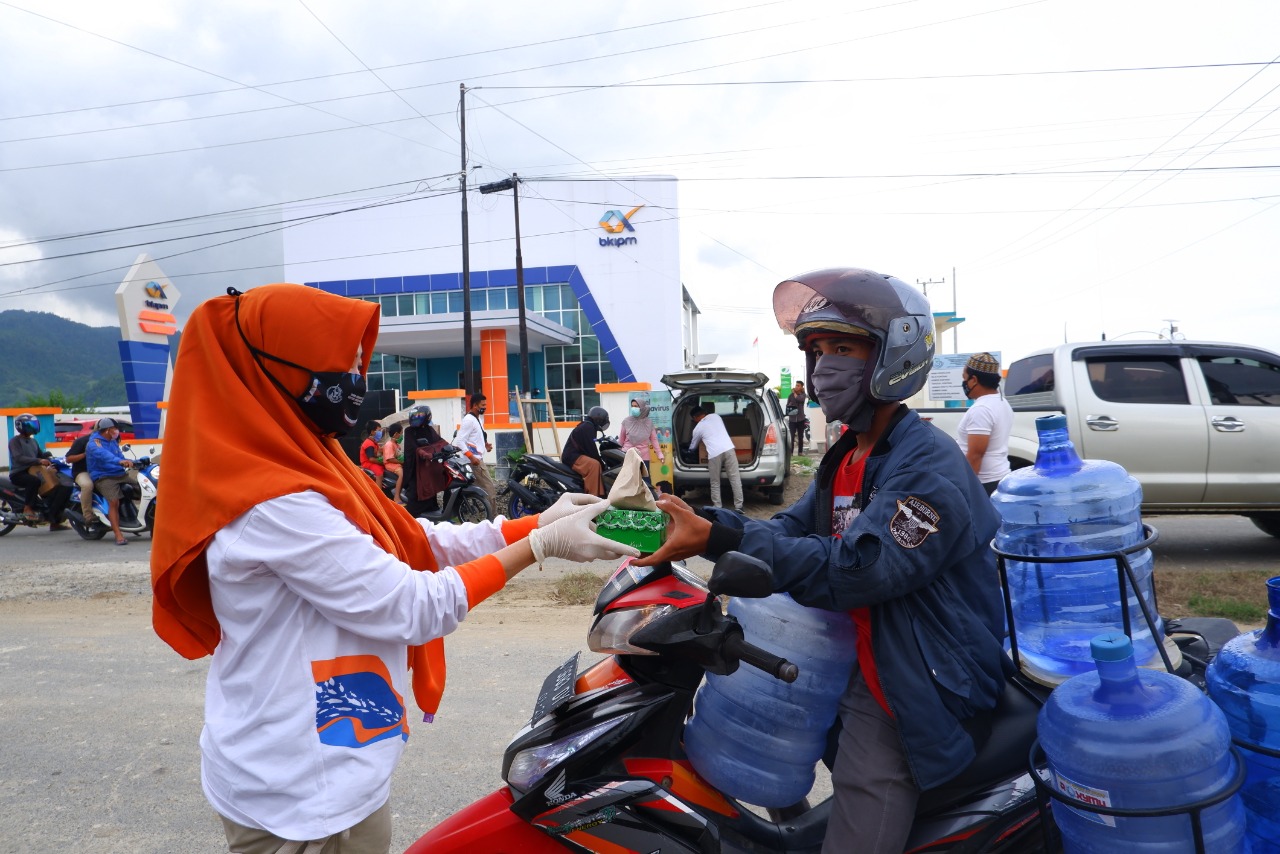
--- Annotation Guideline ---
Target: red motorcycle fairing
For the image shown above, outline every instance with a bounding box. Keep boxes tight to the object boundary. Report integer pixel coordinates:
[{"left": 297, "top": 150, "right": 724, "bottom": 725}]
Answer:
[{"left": 403, "top": 788, "right": 568, "bottom": 853}]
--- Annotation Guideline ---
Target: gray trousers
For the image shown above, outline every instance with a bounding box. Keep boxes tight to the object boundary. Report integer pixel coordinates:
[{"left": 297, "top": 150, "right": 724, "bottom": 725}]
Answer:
[
  {"left": 823, "top": 674, "right": 920, "bottom": 854},
  {"left": 707, "top": 449, "right": 743, "bottom": 511},
  {"left": 220, "top": 801, "right": 391, "bottom": 854}
]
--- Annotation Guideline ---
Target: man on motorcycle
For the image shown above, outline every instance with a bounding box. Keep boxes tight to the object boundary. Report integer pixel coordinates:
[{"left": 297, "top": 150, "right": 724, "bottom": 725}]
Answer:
[
  {"left": 149, "top": 284, "right": 638, "bottom": 853},
  {"left": 637, "top": 268, "right": 1007, "bottom": 854},
  {"left": 6, "top": 412, "right": 71, "bottom": 529},
  {"left": 561, "top": 406, "right": 611, "bottom": 497},
  {"left": 86, "top": 418, "right": 137, "bottom": 545}
]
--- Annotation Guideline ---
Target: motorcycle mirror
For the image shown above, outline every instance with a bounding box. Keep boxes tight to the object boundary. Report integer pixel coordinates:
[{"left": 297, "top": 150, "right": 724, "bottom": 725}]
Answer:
[
  {"left": 121, "top": 444, "right": 132, "bottom": 452},
  {"left": 707, "top": 551, "right": 773, "bottom": 599}
]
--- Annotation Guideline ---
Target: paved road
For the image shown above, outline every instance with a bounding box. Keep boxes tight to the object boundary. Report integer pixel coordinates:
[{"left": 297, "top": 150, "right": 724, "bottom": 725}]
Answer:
[{"left": 0, "top": 514, "right": 1274, "bottom": 853}]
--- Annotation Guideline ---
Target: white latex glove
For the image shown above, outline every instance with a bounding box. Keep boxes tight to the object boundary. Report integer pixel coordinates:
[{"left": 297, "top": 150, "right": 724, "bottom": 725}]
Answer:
[
  {"left": 538, "top": 492, "right": 607, "bottom": 527},
  {"left": 528, "top": 502, "right": 640, "bottom": 564}
]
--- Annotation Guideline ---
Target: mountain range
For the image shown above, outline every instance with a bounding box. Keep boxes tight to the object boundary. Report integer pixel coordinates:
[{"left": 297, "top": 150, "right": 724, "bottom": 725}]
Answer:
[{"left": 0, "top": 310, "right": 130, "bottom": 407}]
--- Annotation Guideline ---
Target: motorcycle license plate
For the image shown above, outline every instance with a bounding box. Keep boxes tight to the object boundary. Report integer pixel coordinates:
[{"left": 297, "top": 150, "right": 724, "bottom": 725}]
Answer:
[{"left": 530, "top": 652, "right": 580, "bottom": 725}]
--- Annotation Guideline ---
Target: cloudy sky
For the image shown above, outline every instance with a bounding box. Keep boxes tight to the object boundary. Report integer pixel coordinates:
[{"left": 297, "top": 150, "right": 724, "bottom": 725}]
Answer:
[{"left": 3, "top": 0, "right": 1278, "bottom": 383}]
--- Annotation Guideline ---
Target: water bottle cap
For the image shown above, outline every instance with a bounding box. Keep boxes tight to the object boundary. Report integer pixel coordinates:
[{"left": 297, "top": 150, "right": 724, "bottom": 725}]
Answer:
[
  {"left": 1036, "top": 414, "right": 1067, "bottom": 433},
  {"left": 1090, "top": 633, "right": 1133, "bottom": 662}
]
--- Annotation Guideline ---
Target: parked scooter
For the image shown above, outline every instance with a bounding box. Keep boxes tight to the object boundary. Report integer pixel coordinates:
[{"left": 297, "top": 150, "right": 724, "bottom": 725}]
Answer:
[
  {"left": 500, "top": 435, "right": 628, "bottom": 518},
  {"left": 0, "top": 456, "right": 73, "bottom": 535},
  {"left": 408, "top": 549, "right": 1238, "bottom": 853},
  {"left": 368, "top": 444, "right": 494, "bottom": 524},
  {"left": 64, "top": 446, "right": 158, "bottom": 540}
]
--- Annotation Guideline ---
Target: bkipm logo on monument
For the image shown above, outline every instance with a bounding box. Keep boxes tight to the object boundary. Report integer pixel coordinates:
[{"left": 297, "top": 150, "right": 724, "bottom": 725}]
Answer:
[{"left": 598, "top": 205, "right": 643, "bottom": 247}]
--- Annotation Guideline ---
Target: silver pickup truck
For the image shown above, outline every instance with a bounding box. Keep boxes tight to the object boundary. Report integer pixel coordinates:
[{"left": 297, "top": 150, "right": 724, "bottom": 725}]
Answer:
[{"left": 919, "top": 340, "right": 1280, "bottom": 538}]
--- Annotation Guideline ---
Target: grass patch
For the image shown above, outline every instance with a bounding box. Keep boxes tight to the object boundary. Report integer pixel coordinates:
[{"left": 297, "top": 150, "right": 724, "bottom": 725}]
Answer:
[
  {"left": 551, "top": 571, "right": 605, "bottom": 606},
  {"left": 792, "top": 456, "right": 817, "bottom": 475},
  {"left": 1156, "top": 570, "right": 1272, "bottom": 626}
]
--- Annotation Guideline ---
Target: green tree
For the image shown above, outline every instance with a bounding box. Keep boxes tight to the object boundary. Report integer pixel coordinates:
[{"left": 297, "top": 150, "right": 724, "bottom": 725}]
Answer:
[{"left": 19, "top": 389, "right": 91, "bottom": 411}]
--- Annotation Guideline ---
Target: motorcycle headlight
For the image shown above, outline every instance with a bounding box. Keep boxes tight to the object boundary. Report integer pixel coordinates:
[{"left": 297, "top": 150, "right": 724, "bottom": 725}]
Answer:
[
  {"left": 588, "top": 604, "right": 675, "bottom": 655},
  {"left": 507, "top": 715, "right": 630, "bottom": 791},
  {"left": 147, "top": 464, "right": 159, "bottom": 482}
]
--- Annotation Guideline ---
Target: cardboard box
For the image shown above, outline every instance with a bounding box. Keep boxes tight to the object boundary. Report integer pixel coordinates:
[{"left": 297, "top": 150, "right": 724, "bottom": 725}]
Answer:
[{"left": 699, "top": 436, "right": 754, "bottom": 463}]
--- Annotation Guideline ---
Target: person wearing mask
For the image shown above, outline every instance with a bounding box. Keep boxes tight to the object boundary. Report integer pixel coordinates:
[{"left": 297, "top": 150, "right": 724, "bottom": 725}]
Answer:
[
  {"left": 619, "top": 398, "right": 664, "bottom": 469},
  {"left": 403, "top": 406, "right": 450, "bottom": 517},
  {"left": 7, "top": 413, "right": 70, "bottom": 529},
  {"left": 561, "top": 406, "right": 610, "bottom": 497},
  {"left": 786, "top": 380, "right": 808, "bottom": 454},
  {"left": 64, "top": 429, "right": 98, "bottom": 524},
  {"left": 455, "top": 393, "right": 495, "bottom": 505},
  {"left": 955, "top": 352, "right": 1014, "bottom": 495},
  {"left": 149, "top": 284, "right": 637, "bottom": 853},
  {"left": 636, "top": 268, "right": 1006, "bottom": 854},
  {"left": 689, "top": 402, "right": 743, "bottom": 513},
  {"left": 382, "top": 422, "right": 405, "bottom": 504},
  {"left": 86, "top": 417, "right": 139, "bottom": 545},
  {"left": 360, "top": 420, "right": 386, "bottom": 480}
]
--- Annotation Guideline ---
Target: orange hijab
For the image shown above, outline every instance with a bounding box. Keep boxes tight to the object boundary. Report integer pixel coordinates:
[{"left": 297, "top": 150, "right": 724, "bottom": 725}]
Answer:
[{"left": 150, "top": 283, "right": 452, "bottom": 716}]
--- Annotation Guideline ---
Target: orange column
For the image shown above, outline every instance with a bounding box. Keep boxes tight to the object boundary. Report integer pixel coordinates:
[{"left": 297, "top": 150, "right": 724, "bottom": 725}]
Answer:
[{"left": 480, "top": 328, "right": 510, "bottom": 424}]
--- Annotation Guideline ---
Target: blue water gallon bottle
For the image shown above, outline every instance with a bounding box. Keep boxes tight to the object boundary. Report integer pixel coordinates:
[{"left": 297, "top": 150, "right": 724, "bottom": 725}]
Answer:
[
  {"left": 1207, "top": 576, "right": 1280, "bottom": 853},
  {"left": 683, "top": 593, "right": 856, "bottom": 807},
  {"left": 993, "top": 414, "right": 1164, "bottom": 682},
  {"left": 1038, "top": 634, "right": 1247, "bottom": 853}
]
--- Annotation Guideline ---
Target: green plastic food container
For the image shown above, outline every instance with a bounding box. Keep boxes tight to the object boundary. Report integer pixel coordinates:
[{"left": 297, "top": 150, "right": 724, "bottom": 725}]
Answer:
[{"left": 596, "top": 508, "right": 666, "bottom": 554}]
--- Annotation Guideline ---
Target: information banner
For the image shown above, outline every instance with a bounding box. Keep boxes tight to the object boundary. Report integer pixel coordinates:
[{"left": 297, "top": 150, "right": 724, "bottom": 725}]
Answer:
[
  {"left": 645, "top": 390, "right": 675, "bottom": 493},
  {"left": 927, "top": 352, "right": 1002, "bottom": 402}
]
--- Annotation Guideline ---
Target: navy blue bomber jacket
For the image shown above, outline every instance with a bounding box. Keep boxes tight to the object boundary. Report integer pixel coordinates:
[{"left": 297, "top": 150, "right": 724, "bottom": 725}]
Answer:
[{"left": 699, "top": 406, "right": 1009, "bottom": 791}]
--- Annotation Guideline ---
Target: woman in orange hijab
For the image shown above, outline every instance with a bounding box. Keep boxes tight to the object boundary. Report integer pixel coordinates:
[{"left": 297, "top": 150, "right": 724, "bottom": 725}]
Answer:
[{"left": 151, "top": 284, "right": 635, "bottom": 852}]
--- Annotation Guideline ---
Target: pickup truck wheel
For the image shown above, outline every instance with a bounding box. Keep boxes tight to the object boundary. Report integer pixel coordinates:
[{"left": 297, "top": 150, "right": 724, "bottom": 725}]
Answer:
[{"left": 1247, "top": 514, "right": 1280, "bottom": 539}]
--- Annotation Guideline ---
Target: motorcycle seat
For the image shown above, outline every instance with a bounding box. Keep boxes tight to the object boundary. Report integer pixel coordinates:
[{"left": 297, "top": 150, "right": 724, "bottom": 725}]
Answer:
[
  {"left": 527, "top": 454, "right": 577, "bottom": 478},
  {"left": 914, "top": 675, "right": 1045, "bottom": 816}
]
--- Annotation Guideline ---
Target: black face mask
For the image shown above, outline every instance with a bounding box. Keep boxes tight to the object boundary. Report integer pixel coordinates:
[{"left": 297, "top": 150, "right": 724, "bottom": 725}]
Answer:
[{"left": 232, "top": 290, "right": 366, "bottom": 437}]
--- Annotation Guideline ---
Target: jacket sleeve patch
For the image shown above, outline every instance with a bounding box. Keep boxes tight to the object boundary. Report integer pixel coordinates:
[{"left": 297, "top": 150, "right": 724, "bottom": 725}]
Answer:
[{"left": 889, "top": 496, "right": 940, "bottom": 549}]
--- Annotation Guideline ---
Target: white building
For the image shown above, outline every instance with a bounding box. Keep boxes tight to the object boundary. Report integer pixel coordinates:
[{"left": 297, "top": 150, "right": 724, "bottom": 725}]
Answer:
[{"left": 282, "top": 177, "right": 697, "bottom": 422}]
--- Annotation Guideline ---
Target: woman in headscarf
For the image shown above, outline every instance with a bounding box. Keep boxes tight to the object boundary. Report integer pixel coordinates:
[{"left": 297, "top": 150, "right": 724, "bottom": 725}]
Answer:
[
  {"left": 619, "top": 397, "right": 663, "bottom": 464},
  {"left": 150, "top": 284, "right": 636, "bottom": 853}
]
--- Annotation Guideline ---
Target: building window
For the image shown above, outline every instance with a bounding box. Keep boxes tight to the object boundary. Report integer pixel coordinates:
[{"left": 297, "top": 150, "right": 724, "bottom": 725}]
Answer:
[{"left": 366, "top": 350, "right": 419, "bottom": 409}]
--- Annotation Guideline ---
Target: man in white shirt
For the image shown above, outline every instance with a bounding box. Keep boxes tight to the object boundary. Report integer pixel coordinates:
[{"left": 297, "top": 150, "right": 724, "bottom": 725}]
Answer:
[
  {"left": 455, "top": 392, "right": 496, "bottom": 505},
  {"left": 690, "top": 402, "right": 743, "bottom": 512},
  {"left": 955, "top": 352, "right": 1014, "bottom": 495}
]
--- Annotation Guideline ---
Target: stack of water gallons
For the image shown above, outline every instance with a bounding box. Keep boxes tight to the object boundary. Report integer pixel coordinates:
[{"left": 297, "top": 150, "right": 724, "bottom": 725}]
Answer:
[
  {"left": 683, "top": 593, "right": 856, "bottom": 807},
  {"left": 992, "top": 414, "right": 1165, "bottom": 683},
  {"left": 1039, "top": 633, "right": 1247, "bottom": 851},
  {"left": 1207, "top": 577, "right": 1280, "bottom": 853}
]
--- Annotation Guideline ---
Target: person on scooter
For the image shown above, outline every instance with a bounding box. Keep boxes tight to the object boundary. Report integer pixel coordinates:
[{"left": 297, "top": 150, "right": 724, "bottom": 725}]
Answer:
[
  {"left": 86, "top": 418, "right": 137, "bottom": 545},
  {"left": 403, "top": 406, "right": 450, "bottom": 517},
  {"left": 562, "top": 405, "right": 610, "bottom": 497},
  {"left": 64, "top": 430, "right": 98, "bottom": 525},
  {"left": 6, "top": 412, "right": 70, "bottom": 529},
  {"left": 383, "top": 422, "right": 405, "bottom": 504},
  {"left": 636, "top": 268, "right": 1007, "bottom": 854},
  {"left": 359, "top": 420, "right": 386, "bottom": 481},
  {"left": 149, "top": 283, "right": 637, "bottom": 854}
]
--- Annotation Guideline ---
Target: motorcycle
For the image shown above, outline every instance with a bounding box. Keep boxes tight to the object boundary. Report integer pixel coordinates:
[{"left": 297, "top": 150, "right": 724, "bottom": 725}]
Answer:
[
  {"left": 500, "top": 435, "right": 630, "bottom": 518},
  {"left": 63, "top": 446, "right": 159, "bottom": 540},
  {"left": 0, "top": 456, "right": 73, "bottom": 535},
  {"left": 408, "top": 548, "right": 1239, "bottom": 853},
  {"left": 409, "top": 552, "right": 1055, "bottom": 853},
  {"left": 368, "top": 443, "right": 494, "bottom": 524}
]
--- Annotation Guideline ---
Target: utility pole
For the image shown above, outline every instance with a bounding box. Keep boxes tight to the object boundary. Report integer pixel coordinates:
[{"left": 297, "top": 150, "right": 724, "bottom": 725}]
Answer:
[
  {"left": 479, "top": 173, "right": 530, "bottom": 397},
  {"left": 951, "top": 266, "right": 958, "bottom": 354},
  {"left": 459, "top": 83, "right": 474, "bottom": 395},
  {"left": 916, "top": 277, "right": 945, "bottom": 300}
]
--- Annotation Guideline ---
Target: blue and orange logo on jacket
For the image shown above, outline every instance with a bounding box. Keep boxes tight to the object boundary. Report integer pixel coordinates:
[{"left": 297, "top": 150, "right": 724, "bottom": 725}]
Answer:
[{"left": 313, "top": 655, "right": 407, "bottom": 747}]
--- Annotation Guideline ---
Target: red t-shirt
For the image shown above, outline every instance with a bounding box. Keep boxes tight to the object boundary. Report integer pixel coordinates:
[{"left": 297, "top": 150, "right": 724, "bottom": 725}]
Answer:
[{"left": 831, "top": 450, "right": 893, "bottom": 717}]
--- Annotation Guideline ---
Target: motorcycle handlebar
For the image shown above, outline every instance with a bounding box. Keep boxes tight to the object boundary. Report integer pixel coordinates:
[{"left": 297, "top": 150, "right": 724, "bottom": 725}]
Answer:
[{"left": 723, "top": 633, "right": 798, "bottom": 683}]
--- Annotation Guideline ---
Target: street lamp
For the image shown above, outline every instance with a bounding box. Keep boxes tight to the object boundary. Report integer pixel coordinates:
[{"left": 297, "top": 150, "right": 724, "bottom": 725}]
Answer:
[{"left": 479, "top": 173, "right": 531, "bottom": 399}]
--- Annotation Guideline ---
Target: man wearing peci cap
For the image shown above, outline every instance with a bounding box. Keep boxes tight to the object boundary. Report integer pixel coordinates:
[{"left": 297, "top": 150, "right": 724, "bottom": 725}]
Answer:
[
  {"left": 956, "top": 352, "right": 1014, "bottom": 495},
  {"left": 86, "top": 418, "right": 139, "bottom": 545}
]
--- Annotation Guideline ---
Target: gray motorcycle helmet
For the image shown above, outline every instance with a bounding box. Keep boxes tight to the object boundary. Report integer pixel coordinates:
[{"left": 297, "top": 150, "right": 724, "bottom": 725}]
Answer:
[
  {"left": 586, "top": 406, "right": 611, "bottom": 431},
  {"left": 773, "top": 267, "right": 935, "bottom": 403}
]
